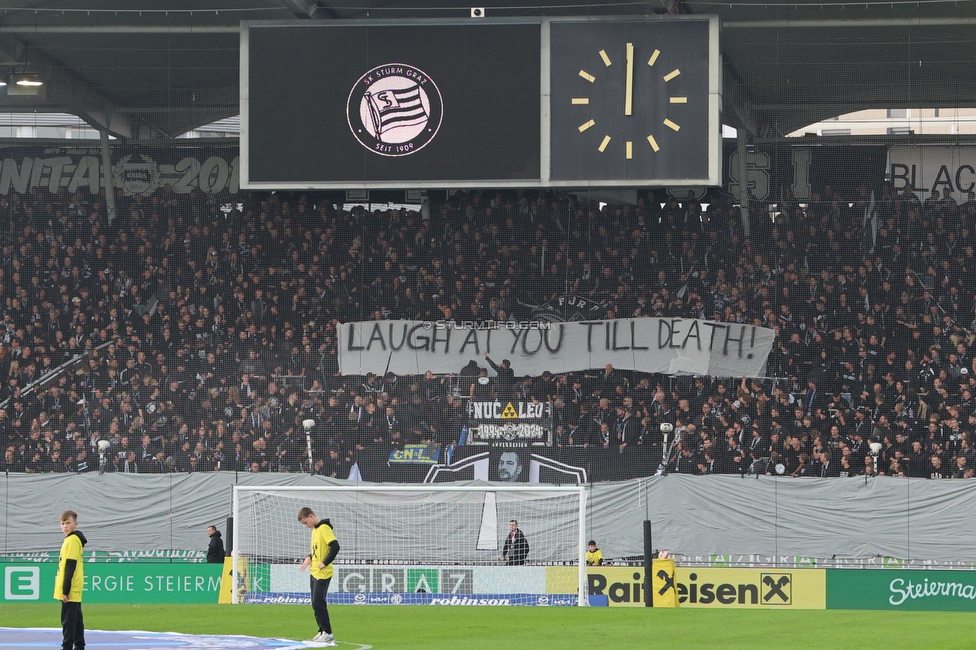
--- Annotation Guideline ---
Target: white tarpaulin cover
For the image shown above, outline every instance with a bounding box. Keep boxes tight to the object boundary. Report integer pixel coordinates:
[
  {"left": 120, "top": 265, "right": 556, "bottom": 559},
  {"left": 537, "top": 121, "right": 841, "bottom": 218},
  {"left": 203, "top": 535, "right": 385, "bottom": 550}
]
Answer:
[{"left": 337, "top": 318, "right": 775, "bottom": 377}]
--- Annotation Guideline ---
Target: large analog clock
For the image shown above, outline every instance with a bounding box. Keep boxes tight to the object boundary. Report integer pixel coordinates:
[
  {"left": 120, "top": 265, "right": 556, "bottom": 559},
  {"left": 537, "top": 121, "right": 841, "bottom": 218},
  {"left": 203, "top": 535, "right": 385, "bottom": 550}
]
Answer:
[{"left": 549, "top": 19, "right": 715, "bottom": 185}]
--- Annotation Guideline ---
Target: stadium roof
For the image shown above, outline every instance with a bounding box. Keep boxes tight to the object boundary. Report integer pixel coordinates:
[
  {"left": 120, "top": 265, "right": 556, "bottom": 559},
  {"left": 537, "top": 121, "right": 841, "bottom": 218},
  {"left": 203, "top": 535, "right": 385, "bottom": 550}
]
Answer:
[{"left": 0, "top": 0, "right": 972, "bottom": 139}]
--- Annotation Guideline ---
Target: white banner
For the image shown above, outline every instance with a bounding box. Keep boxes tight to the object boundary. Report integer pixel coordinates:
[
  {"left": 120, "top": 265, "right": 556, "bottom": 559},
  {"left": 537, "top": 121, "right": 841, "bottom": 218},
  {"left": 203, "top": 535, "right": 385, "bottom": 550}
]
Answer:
[
  {"left": 888, "top": 145, "right": 976, "bottom": 199},
  {"left": 337, "top": 318, "right": 774, "bottom": 377}
]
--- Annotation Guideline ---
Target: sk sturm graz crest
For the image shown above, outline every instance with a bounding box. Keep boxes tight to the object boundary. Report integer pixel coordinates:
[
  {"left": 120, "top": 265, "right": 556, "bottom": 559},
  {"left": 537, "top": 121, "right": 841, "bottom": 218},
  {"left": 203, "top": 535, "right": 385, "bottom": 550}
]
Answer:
[{"left": 347, "top": 63, "right": 443, "bottom": 157}]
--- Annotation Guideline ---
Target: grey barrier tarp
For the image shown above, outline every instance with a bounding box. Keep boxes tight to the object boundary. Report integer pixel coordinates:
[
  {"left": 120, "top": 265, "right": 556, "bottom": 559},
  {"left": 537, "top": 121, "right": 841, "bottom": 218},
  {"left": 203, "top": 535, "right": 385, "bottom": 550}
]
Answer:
[
  {"left": 3, "top": 473, "right": 976, "bottom": 562},
  {"left": 589, "top": 475, "right": 976, "bottom": 563},
  {"left": 0, "top": 472, "right": 343, "bottom": 557}
]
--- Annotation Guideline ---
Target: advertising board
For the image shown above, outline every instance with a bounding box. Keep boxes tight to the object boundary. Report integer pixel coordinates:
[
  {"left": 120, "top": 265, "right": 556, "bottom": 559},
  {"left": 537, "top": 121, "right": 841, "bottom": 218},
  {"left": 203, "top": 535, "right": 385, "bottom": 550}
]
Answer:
[
  {"left": 248, "top": 563, "right": 576, "bottom": 605},
  {"left": 585, "top": 567, "right": 826, "bottom": 609},
  {"left": 827, "top": 570, "right": 976, "bottom": 611},
  {"left": 1, "top": 563, "right": 223, "bottom": 604}
]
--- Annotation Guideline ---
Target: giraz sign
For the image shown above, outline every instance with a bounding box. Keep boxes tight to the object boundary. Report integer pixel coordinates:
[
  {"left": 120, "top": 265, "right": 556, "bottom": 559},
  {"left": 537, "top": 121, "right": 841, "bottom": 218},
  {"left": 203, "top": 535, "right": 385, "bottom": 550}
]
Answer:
[{"left": 467, "top": 401, "right": 553, "bottom": 447}]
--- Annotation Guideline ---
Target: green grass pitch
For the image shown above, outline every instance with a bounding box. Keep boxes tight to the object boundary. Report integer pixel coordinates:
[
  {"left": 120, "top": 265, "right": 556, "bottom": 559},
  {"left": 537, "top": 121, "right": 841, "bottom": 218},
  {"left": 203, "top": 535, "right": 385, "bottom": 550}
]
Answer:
[{"left": 5, "top": 603, "right": 976, "bottom": 649}]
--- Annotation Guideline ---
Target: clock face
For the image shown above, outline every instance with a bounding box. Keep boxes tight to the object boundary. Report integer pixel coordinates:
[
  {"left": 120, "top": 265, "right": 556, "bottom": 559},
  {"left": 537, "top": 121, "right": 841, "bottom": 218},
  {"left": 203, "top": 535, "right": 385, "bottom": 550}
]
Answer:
[{"left": 549, "top": 20, "right": 712, "bottom": 184}]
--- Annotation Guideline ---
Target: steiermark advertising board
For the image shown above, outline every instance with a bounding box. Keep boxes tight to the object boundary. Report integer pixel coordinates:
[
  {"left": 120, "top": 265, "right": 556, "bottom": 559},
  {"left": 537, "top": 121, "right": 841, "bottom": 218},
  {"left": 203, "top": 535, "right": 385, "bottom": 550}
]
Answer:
[
  {"left": 1, "top": 563, "right": 223, "bottom": 604},
  {"left": 827, "top": 570, "right": 976, "bottom": 611}
]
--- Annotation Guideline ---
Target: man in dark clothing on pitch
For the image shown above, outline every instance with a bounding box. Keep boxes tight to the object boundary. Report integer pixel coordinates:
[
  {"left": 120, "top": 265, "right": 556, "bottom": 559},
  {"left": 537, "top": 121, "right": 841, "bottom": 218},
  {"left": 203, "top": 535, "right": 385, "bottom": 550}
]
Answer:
[
  {"left": 500, "top": 519, "right": 530, "bottom": 566},
  {"left": 206, "top": 525, "right": 225, "bottom": 563}
]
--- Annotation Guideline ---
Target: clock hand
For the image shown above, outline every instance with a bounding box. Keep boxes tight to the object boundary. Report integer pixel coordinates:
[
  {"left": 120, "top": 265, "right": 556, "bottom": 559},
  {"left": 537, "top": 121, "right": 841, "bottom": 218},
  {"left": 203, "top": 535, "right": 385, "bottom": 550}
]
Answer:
[{"left": 624, "top": 42, "right": 634, "bottom": 116}]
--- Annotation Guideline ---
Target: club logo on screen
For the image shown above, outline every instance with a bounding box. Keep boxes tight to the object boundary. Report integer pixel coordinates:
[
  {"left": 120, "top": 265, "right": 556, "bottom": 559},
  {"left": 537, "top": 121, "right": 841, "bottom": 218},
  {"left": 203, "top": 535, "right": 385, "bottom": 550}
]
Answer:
[{"left": 347, "top": 63, "right": 443, "bottom": 157}]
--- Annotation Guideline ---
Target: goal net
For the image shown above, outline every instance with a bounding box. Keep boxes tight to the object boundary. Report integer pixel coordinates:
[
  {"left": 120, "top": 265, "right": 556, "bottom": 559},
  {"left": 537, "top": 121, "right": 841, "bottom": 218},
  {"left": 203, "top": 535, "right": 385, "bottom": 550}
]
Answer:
[{"left": 232, "top": 484, "right": 589, "bottom": 606}]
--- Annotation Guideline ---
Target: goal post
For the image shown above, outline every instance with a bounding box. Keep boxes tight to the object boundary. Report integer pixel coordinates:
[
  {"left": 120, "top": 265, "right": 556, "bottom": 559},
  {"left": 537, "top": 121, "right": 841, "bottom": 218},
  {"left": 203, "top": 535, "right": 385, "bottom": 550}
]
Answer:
[{"left": 232, "top": 483, "right": 589, "bottom": 607}]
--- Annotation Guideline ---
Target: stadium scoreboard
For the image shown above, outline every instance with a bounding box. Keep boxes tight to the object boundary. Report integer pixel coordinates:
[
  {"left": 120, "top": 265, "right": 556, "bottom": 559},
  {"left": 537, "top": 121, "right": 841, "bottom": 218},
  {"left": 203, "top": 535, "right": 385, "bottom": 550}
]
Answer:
[{"left": 241, "top": 17, "right": 720, "bottom": 189}]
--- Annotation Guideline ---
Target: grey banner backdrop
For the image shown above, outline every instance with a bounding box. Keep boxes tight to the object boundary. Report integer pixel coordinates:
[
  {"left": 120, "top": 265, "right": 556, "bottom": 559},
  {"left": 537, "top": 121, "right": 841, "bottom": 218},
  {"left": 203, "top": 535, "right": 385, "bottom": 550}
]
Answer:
[
  {"left": 0, "top": 141, "right": 240, "bottom": 197},
  {"left": 3, "top": 474, "right": 976, "bottom": 563},
  {"left": 0, "top": 140, "right": 883, "bottom": 201}
]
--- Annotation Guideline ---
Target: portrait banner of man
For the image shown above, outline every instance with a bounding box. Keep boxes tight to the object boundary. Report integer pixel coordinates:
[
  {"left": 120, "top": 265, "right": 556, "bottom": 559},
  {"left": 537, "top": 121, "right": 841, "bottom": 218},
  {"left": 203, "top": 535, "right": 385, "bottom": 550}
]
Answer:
[{"left": 491, "top": 448, "right": 530, "bottom": 483}]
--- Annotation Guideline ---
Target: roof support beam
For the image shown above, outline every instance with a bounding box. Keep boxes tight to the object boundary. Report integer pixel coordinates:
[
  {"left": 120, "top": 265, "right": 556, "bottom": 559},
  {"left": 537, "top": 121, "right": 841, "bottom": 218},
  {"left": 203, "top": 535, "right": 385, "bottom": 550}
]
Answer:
[
  {"left": 0, "top": 26, "right": 239, "bottom": 34},
  {"left": 724, "top": 16, "right": 976, "bottom": 29},
  {"left": 756, "top": 102, "right": 950, "bottom": 111},
  {"left": 277, "top": 0, "right": 344, "bottom": 20},
  {"left": 649, "top": 0, "right": 678, "bottom": 13},
  {"left": 723, "top": 58, "right": 776, "bottom": 138},
  {"left": 279, "top": 0, "right": 320, "bottom": 18},
  {"left": 0, "top": 37, "right": 135, "bottom": 138}
]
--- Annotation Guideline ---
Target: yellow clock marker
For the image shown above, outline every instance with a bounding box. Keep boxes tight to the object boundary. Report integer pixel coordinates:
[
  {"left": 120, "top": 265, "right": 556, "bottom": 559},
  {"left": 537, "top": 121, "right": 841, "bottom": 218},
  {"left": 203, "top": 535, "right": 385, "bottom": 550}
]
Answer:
[
  {"left": 647, "top": 49, "right": 661, "bottom": 67},
  {"left": 670, "top": 97, "right": 687, "bottom": 104},
  {"left": 572, "top": 98, "right": 589, "bottom": 105},
  {"left": 664, "top": 119, "right": 680, "bottom": 131},
  {"left": 579, "top": 70, "right": 596, "bottom": 83},
  {"left": 647, "top": 135, "right": 660, "bottom": 152},
  {"left": 598, "top": 135, "right": 611, "bottom": 152},
  {"left": 579, "top": 119, "right": 596, "bottom": 132},
  {"left": 599, "top": 50, "right": 612, "bottom": 67},
  {"left": 624, "top": 42, "right": 634, "bottom": 116},
  {"left": 663, "top": 69, "right": 680, "bottom": 82},
  {"left": 626, "top": 141, "right": 633, "bottom": 159}
]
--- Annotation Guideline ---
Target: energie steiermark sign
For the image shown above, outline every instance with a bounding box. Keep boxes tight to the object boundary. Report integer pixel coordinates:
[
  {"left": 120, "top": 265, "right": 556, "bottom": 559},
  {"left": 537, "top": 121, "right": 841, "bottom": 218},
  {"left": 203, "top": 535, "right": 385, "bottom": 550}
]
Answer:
[
  {"left": 1, "top": 563, "right": 222, "bottom": 604},
  {"left": 827, "top": 570, "right": 976, "bottom": 611}
]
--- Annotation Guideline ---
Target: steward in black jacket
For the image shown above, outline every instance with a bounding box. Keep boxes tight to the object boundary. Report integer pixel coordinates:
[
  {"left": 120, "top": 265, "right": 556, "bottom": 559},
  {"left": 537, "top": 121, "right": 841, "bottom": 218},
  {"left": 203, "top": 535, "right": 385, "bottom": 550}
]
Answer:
[{"left": 207, "top": 526, "right": 226, "bottom": 563}]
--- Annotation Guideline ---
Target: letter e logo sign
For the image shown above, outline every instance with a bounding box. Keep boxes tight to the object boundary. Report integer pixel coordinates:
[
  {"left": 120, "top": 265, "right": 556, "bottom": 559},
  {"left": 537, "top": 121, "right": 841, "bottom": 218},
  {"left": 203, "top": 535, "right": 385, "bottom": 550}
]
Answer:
[{"left": 4, "top": 566, "right": 40, "bottom": 600}]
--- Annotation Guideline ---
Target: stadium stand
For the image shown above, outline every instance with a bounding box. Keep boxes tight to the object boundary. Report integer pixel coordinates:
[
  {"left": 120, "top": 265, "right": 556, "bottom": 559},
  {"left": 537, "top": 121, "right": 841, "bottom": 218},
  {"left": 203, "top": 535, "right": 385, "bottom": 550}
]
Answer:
[{"left": 1, "top": 181, "right": 974, "bottom": 483}]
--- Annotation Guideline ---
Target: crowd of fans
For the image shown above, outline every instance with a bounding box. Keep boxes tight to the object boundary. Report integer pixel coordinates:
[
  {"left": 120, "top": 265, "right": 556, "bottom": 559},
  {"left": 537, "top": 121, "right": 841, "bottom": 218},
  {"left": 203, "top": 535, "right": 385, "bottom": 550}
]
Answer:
[{"left": 1, "top": 180, "right": 976, "bottom": 481}]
